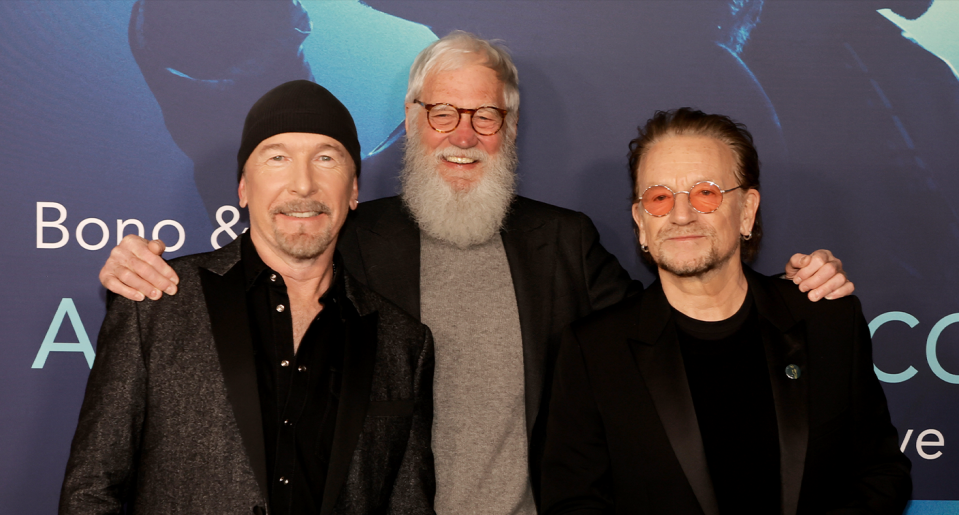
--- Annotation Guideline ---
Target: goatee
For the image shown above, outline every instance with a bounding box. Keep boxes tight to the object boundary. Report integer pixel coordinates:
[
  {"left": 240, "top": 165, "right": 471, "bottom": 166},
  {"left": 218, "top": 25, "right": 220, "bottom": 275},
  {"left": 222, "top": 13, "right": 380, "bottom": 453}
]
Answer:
[
  {"left": 652, "top": 225, "right": 737, "bottom": 278},
  {"left": 270, "top": 199, "right": 334, "bottom": 259}
]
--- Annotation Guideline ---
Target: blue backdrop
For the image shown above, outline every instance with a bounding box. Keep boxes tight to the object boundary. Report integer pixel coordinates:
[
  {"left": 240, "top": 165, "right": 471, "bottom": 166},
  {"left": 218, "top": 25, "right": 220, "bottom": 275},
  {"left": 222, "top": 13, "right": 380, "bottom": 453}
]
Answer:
[{"left": 1, "top": 1, "right": 957, "bottom": 512}]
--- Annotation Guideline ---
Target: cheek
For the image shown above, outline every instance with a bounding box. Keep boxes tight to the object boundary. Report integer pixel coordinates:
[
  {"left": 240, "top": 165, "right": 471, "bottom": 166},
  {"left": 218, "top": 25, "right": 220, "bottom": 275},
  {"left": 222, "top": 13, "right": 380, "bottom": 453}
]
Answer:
[{"left": 481, "top": 134, "right": 504, "bottom": 154}]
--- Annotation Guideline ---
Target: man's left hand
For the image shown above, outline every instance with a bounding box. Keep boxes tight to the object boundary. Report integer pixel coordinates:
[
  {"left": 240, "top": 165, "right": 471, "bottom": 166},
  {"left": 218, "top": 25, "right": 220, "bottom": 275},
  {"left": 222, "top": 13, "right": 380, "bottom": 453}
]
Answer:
[{"left": 784, "top": 249, "right": 854, "bottom": 302}]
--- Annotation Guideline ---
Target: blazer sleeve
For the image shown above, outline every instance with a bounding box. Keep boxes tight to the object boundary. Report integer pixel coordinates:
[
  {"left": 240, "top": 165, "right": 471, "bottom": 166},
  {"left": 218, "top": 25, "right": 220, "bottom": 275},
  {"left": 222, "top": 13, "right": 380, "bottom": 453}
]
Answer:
[
  {"left": 59, "top": 294, "right": 146, "bottom": 514},
  {"left": 541, "top": 327, "right": 614, "bottom": 515},
  {"left": 576, "top": 213, "right": 641, "bottom": 311},
  {"left": 387, "top": 326, "right": 436, "bottom": 514},
  {"left": 833, "top": 297, "right": 912, "bottom": 514}
]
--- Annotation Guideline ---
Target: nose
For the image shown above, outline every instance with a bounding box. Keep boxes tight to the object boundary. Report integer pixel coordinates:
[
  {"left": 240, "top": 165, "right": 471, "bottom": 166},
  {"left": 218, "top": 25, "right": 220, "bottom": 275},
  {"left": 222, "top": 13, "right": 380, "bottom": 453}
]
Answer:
[
  {"left": 446, "top": 112, "right": 480, "bottom": 149},
  {"left": 289, "top": 158, "right": 318, "bottom": 197},
  {"left": 668, "top": 192, "right": 697, "bottom": 224}
]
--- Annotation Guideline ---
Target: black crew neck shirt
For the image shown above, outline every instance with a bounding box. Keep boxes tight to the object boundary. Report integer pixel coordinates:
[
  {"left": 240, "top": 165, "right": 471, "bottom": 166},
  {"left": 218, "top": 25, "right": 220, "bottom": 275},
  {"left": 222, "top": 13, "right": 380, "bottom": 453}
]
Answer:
[
  {"left": 242, "top": 234, "right": 347, "bottom": 515},
  {"left": 674, "top": 292, "right": 782, "bottom": 514}
]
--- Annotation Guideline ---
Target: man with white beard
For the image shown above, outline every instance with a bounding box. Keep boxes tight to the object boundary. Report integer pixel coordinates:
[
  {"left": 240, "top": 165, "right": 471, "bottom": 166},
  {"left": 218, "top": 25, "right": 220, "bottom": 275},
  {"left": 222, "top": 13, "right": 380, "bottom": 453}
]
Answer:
[{"left": 99, "top": 31, "right": 854, "bottom": 514}]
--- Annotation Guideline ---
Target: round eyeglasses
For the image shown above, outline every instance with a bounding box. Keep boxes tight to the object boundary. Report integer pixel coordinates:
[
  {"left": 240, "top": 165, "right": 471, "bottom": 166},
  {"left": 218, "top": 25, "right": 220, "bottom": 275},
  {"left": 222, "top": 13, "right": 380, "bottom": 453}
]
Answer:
[
  {"left": 638, "top": 181, "right": 743, "bottom": 217},
  {"left": 415, "top": 100, "right": 508, "bottom": 136}
]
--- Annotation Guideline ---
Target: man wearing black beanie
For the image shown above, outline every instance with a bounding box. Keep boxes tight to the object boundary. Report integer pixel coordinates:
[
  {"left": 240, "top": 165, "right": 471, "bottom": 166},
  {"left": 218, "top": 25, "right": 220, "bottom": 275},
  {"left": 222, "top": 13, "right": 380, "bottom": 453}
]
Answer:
[{"left": 60, "top": 81, "right": 435, "bottom": 515}]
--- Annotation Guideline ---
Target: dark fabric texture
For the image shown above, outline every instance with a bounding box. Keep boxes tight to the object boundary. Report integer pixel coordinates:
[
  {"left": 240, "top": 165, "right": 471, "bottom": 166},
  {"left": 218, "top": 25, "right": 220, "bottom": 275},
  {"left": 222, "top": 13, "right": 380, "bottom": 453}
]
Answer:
[
  {"left": 336, "top": 195, "right": 640, "bottom": 505},
  {"left": 59, "top": 235, "right": 435, "bottom": 515},
  {"left": 242, "top": 236, "right": 347, "bottom": 514},
  {"left": 541, "top": 266, "right": 912, "bottom": 515},
  {"left": 676, "top": 298, "right": 782, "bottom": 514},
  {"left": 236, "top": 80, "right": 362, "bottom": 180}
]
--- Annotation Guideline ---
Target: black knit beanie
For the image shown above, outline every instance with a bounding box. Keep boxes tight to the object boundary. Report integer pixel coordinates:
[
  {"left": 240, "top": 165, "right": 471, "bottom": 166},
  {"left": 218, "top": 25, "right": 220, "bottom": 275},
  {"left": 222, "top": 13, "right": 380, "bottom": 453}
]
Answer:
[{"left": 237, "top": 80, "right": 361, "bottom": 180}]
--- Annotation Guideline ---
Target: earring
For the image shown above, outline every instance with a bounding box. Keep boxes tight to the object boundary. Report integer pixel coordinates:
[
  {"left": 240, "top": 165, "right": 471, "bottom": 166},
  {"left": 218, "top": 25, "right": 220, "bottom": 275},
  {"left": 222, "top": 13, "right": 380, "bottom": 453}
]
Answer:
[
  {"left": 640, "top": 243, "right": 649, "bottom": 253},
  {"left": 743, "top": 232, "right": 752, "bottom": 241}
]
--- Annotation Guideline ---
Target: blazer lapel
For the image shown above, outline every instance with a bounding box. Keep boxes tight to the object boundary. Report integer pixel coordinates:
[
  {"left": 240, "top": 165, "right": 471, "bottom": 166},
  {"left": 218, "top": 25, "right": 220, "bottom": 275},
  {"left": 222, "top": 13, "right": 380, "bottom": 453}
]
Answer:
[
  {"left": 200, "top": 260, "right": 269, "bottom": 504},
  {"left": 354, "top": 201, "right": 421, "bottom": 320},
  {"left": 628, "top": 282, "right": 720, "bottom": 515},
  {"left": 501, "top": 203, "right": 557, "bottom": 441},
  {"left": 747, "top": 269, "right": 809, "bottom": 515},
  {"left": 320, "top": 308, "right": 379, "bottom": 515}
]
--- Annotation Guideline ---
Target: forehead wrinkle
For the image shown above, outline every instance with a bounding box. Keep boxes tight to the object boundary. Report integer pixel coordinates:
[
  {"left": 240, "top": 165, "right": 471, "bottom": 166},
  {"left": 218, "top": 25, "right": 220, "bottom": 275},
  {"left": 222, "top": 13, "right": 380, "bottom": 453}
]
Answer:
[{"left": 639, "top": 136, "right": 738, "bottom": 191}]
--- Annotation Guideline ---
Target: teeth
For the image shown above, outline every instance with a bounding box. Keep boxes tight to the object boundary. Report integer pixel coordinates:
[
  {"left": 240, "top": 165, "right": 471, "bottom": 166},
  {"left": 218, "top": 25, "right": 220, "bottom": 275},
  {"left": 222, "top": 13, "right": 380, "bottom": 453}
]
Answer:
[
  {"left": 444, "top": 156, "right": 477, "bottom": 164},
  {"left": 285, "top": 211, "right": 319, "bottom": 218}
]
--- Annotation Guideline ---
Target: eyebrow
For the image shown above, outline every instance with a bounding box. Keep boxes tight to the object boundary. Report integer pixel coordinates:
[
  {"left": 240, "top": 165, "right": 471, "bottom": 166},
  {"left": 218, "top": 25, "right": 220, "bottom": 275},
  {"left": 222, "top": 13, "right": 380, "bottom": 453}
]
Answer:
[{"left": 257, "top": 142, "right": 347, "bottom": 155}]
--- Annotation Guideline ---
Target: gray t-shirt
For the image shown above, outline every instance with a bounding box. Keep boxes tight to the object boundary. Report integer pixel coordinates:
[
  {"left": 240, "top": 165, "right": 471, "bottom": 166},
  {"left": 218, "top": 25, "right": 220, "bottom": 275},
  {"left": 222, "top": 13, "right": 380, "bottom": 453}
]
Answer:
[{"left": 421, "top": 233, "right": 536, "bottom": 515}]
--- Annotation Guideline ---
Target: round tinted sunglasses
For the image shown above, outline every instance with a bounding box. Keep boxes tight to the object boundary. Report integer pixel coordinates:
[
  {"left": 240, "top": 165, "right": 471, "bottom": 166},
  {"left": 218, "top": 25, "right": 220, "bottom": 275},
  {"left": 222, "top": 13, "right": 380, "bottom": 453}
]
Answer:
[{"left": 638, "top": 181, "right": 743, "bottom": 217}]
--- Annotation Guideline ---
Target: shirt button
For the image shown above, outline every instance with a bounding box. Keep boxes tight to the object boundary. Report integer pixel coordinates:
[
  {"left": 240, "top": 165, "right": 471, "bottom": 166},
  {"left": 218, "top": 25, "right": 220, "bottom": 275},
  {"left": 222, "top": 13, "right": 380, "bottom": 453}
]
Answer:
[
  {"left": 270, "top": 273, "right": 277, "bottom": 282},
  {"left": 284, "top": 419, "right": 292, "bottom": 426},
  {"left": 276, "top": 304, "right": 285, "bottom": 312},
  {"left": 280, "top": 360, "right": 290, "bottom": 367},
  {"left": 298, "top": 365, "right": 307, "bottom": 372},
  {"left": 279, "top": 476, "right": 289, "bottom": 485}
]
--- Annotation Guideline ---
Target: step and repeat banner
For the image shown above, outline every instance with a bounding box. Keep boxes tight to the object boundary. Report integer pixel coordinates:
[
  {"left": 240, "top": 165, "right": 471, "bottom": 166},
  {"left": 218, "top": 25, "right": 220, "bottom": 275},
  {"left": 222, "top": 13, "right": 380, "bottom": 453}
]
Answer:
[{"left": 1, "top": 1, "right": 957, "bottom": 512}]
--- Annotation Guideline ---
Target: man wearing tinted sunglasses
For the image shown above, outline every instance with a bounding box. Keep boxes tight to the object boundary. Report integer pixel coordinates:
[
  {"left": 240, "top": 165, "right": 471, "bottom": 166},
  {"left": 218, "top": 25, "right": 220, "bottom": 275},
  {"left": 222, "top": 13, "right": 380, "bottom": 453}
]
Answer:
[
  {"left": 95, "top": 33, "right": 856, "bottom": 513},
  {"left": 541, "top": 108, "right": 911, "bottom": 514}
]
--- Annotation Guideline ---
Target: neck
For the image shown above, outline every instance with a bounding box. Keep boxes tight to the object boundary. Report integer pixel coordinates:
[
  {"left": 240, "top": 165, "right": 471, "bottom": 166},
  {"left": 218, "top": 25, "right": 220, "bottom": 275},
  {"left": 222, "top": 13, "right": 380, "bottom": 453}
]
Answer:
[
  {"left": 249, "top": 231, "right": 336, "bottom": 301},
  {"left": 659, "top": 257, "right": 748, "bottom": 322}
]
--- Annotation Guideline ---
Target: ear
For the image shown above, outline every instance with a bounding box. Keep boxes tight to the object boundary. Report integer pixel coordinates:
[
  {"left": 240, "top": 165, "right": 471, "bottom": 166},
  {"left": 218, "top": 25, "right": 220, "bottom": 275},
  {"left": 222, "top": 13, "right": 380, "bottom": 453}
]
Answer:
[
  {"left": 740, "top": 188, "right": 760, "bottom": 236},
  {"left": 404, "top": 103, "right": 413, "bottom": 134},
  {"left": 350, "top": 176, "right": 359, "bottom": 210},
  {"left": 238, "top": 175, "right": 248, "bottom": 208},
  {"left": 632, "top": 203, "right": 648, "bottom": 248}
]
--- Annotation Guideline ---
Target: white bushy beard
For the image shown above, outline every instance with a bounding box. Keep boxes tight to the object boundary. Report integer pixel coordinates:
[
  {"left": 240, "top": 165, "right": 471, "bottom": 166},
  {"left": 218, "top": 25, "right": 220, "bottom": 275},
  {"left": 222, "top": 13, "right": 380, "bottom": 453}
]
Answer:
[{"left": 400, "top": 123, "right": 518, "bottom": 248}]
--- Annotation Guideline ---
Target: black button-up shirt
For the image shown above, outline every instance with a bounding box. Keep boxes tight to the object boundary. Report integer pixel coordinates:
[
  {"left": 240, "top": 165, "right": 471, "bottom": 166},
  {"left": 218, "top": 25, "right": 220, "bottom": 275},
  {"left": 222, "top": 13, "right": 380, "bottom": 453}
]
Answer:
[{"left": 242, "top": 235, "right": 347, "bottom": 515}]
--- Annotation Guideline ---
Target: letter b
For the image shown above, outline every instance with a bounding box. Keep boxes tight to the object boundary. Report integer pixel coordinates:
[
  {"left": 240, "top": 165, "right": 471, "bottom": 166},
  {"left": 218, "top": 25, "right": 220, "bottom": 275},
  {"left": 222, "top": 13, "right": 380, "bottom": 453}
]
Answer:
[{"left": 37, "top": 202, "right": 69, "bottom": 249}]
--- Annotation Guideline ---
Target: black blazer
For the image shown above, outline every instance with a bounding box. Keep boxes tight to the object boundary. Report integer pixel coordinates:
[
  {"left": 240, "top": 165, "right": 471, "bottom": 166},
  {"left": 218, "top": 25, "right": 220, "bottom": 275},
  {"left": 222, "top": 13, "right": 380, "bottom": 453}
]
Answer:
[
  {"left": 542, "top": 267, "right": 911, "bottom": 515},
  {"left": 60, "top": 236, "right": 435, "bottom": 515},
  {"left": 337, "top": 195, "right": 637, "bottom": 502}
]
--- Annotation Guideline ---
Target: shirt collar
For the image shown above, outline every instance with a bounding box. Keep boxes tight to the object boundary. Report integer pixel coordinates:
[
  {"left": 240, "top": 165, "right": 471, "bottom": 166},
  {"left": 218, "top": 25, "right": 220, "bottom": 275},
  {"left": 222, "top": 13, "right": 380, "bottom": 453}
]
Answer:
[{"left": 240, "top": 232, "right": 348, "bottom": 318}]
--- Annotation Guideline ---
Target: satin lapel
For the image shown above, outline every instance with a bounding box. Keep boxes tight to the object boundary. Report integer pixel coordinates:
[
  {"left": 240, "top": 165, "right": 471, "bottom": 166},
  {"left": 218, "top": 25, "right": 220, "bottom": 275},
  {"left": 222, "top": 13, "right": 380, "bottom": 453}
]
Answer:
[
  {"left": 747, "top": 268, "right": 809, "bottom": 515},
  {"left": 200, "top": 265, "right": 268, "bottom": 503},
  {"left": 321, "top": 311, "right": 379, "bottom": 515},
  {"left": 760, "top": 319, "right": 809, "bottom": 515},
  {"left": 630, "top": 329, "right": 719, "bottom": 515},
  {"left": 355, "top": 209, "right": 421, "bottom": 320},
  {"left": 501, "top": 214, "right": 557, "bottom": 441}
]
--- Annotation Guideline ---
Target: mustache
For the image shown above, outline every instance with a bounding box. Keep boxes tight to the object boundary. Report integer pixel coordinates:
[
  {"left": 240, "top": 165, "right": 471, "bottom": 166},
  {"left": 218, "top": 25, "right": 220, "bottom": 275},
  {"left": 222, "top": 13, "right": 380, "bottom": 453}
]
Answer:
[
  {"left": 656, "top": 224, "right": 714, "bottom": 241},
  {"left": 270, "top": 199, "right": 332, "bottom": 217},
  {"left": 435, "top": 145, "right": 489, "bottom": 162}
]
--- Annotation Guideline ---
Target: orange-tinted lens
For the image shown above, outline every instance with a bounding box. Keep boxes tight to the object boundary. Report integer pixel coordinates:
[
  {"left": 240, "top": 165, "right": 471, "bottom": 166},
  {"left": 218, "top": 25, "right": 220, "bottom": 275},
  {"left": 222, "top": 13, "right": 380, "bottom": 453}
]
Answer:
[
  {"left": 641, "top": 186, "right": 674, "bottom": 216},
  {"left": 689, "top": 182, "right": 723, "bottom": 213}
]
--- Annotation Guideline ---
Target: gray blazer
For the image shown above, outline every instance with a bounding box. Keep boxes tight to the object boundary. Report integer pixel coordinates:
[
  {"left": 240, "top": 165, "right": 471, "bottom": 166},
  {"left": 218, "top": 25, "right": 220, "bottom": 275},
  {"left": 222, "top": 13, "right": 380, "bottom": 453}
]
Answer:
[{"left": 60, "top": 236, "right": 435, "bottom": 515}]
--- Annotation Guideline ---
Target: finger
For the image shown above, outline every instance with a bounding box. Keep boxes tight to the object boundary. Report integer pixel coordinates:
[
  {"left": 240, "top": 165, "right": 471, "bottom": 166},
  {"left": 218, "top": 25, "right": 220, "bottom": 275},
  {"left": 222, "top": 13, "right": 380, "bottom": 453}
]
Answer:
[
  {"left": 132, "top": 240, "right": 179, "bottom": 291},
  {"left": 805, "top": 271, "right": 847, "bottom": 301},
  {"left": 783, "top": 253, "right": 811, "bottom": 279},
  {"left": 147, "top": 239, "right": 167, "bottom": 257},
  {"left": 790, "top": 253, "right": 825, "bottom": 284},
  {"left": 115, "top": 265, "right": 168, "bottom": 300},
  {"left": 99, "top": 271, "right": 146, "bottom": 302},
  {"left": 823, "top": 279, "right": 855, "bottom": 301},
  {"left": 102, "top": 237, "right": 177, "bottom": 297},
  {"left": 128, "top": 255, "right": 178, "bottom": 296},
  {"left": 796, "top": 261, "right": 840, "bottom": 293}
]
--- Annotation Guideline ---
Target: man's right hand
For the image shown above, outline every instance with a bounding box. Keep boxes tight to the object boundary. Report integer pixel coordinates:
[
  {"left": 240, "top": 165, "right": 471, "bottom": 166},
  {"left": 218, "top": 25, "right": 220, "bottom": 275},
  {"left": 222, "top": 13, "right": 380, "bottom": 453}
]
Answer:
[{"left": 100, "top": 235, "right": 179, "bottom": 301}]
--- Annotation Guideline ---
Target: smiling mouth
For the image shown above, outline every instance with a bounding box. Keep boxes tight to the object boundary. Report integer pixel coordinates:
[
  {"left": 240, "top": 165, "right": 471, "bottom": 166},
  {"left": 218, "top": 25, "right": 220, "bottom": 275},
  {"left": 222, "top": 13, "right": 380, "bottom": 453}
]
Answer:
[
  {"left": 443, "top": 156, "right": 478, "bottom": 165},
  {"left": 282, "top": 211, "right": 322, "bottom": 218}
]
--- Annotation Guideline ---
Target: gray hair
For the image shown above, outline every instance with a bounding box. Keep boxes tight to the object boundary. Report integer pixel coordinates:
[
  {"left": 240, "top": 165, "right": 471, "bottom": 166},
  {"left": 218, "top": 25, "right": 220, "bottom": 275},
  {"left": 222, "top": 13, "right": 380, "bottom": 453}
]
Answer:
[{"left": 406, "top": 31, "right": 520, "bottom": 133}]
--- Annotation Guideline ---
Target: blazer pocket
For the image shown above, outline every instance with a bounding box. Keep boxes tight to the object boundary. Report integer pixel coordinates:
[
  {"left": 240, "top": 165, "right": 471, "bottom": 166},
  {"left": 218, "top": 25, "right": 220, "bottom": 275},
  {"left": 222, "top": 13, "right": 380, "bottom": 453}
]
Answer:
[{"left": 367, "top": 399, "right": 414, "bottom": 417}]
